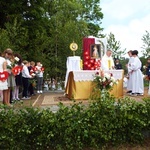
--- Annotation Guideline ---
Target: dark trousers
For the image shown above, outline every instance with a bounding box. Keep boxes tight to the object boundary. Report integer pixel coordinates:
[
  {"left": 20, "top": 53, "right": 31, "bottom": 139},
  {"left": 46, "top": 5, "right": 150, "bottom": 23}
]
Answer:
[
  {"left": 28, "top": 83, "right": 34, "bottom": 95},
  {"left": 22, "top": 77, "right": 29, "bottom": 97},
  {"left": 37, "top": 77, "right": 43, "bottom": 91}
]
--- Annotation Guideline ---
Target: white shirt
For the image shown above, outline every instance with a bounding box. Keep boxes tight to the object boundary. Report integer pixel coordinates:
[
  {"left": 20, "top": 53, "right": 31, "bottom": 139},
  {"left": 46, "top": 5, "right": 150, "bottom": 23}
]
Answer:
[{"left": 22, "top": 65, "right": 32, "bottom": 78}]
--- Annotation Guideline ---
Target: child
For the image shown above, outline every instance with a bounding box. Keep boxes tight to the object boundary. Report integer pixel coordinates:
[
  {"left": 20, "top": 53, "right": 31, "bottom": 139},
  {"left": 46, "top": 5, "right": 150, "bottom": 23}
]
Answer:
[
  {"left": 22, "top": 60, "right": 32, "bottom": 99},
  {"left": 35, "top": 62, "right": 44, "bottom": 93}
]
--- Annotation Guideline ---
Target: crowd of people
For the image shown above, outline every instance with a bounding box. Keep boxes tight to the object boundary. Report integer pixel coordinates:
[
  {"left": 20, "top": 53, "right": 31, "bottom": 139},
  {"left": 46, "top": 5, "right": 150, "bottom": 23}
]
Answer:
[{"left": 0, "top": 48, "right": 44, "bottom": 106}]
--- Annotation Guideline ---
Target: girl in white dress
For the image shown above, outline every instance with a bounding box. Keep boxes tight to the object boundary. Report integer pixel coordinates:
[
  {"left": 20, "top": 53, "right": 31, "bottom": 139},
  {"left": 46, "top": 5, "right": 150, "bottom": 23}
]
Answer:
[
  {"left": 0, "top": 56, "right": 8, "bottom": 104},
  {"left": 2, "top": 48, "right": 15, "bottom": 105}
]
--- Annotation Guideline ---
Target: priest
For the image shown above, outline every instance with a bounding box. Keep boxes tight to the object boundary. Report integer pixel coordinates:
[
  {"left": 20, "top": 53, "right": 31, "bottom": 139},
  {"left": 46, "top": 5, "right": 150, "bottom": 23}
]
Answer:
[{"left": 101, "top": 49, "right": 115, "bottom": 71}]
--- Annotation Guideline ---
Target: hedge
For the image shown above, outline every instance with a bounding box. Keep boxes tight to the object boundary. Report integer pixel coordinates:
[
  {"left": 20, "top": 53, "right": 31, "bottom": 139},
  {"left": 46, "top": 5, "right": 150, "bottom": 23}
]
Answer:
[{"left": 0, "top": 92, "right": 150, "bottom": 150}]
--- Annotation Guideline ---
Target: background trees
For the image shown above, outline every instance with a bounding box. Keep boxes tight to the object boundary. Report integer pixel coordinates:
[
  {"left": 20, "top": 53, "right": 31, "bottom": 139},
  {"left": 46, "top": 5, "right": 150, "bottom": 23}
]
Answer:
[
  {"left": 141, "top": 30, "right": 150, "bottom": 58},
  {"left": 106, "top": 32, "right": 126, "bottom": 59},
  {"left": 0, "top": 0, "right": 103, "bottom": 80}
]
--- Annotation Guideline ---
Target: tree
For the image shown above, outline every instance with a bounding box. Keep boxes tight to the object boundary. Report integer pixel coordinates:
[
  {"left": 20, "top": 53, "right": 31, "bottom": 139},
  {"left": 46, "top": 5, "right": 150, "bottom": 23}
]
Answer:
[
  {"left": 0, "top": 0, "right": 104, "bottom": 80},
  {"left": 106, "top": 32, "right": 126, "bottom": 59},
  {"left": 141, "top": 30, "right": 150, "bottom": 58}
]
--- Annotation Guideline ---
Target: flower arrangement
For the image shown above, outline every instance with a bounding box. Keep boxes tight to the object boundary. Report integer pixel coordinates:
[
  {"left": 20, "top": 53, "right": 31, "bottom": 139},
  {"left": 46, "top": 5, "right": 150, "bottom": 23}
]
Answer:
[
  {"left": 93, "top": 69, "right": 118, "bottom": 91},
  {"left": 7, "top": 56, "right": 20, "bottom": 69},
  {"left": 35, "top": 64, "right": 44, "bottom": 76}
]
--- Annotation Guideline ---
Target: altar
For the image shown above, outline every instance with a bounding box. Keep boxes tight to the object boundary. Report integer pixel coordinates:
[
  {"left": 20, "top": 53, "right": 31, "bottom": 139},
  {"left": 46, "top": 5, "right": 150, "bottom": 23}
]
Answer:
[{"left": 65, "top": 70, "right": 124, "bottom": 100}]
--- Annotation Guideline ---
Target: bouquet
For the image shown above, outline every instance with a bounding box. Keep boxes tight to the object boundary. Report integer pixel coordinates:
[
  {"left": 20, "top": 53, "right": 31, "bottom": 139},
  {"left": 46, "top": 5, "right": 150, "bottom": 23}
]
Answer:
[
  {"left": 7, "top": 56, "right": 20, "bottom": 69},
  {"left": 93, "top": 70, "right": 118, "bottom": 91},
  {"left": 35, "top": 65, "right": 44, "bottom": 76}
]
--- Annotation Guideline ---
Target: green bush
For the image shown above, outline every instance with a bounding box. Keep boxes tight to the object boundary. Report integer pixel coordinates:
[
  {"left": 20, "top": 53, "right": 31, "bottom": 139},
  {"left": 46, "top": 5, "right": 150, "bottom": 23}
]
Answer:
[{"left": 0, "top": 94, "right": 150, "bottom": 150}]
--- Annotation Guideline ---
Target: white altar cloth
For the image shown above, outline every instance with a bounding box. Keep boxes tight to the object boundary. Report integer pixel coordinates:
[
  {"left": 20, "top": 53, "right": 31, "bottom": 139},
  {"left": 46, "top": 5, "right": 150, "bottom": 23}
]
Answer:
[
  {"left": 73, "top": 70, "right": 123, "bottom": 81},
  {"left": 65, "top": 56, "right": 81, "bottom": 87}
]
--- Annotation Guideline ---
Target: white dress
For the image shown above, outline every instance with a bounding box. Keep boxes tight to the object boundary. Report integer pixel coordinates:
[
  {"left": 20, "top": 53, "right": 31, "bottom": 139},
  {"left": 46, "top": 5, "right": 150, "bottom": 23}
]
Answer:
[{"left": 0, "top": 57, "right": 8, "bottom": 90}]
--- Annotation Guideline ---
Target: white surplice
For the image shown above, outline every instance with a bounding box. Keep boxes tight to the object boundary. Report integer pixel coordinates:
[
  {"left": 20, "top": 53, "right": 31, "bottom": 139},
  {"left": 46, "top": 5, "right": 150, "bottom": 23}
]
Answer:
[{"left": 129, "top": 56, "right": 144, "bottom": 94}]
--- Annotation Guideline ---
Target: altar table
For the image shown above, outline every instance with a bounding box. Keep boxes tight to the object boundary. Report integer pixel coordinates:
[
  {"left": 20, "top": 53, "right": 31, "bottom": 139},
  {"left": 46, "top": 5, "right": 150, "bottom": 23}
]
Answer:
[{"left": 65, "top": 70, "right": 124, "bottom": 100}]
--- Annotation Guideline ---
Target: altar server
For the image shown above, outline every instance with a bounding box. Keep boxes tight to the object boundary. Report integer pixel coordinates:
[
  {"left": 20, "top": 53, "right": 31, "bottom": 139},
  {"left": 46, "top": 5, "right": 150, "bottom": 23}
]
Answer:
[
  {"left": 101, "top": 49, "right": 115, "bottom": 71},
  {"left": 129, "top": 50, "right": 144, "bottom": 96},
  {"left": 126, "top": 50, "right": 134, "bottom": 93}
]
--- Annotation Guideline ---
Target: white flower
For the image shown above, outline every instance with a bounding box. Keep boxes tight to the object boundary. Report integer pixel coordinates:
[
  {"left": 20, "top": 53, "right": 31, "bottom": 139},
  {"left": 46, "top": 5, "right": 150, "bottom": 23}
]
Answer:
[
  {"left": 31, "top": 73, "right": 36, "bottom": 77},
  {"left": 14, "top": 57, "right": 20, "bottom": 62},
  {"left": 110, "top": 76, "right": 115, "bottom": 82},
  {"left": 143, "top": 65, "right": 147, "bottom": 69},
  {"left": 110, "top": 82, "right": 113, "bottom": 86},
  {"left": 102, "top": 77, "right": 106, "bottom": 82},
  {"left": 104, "top": 73, "right": 111, "bottom": 79}
]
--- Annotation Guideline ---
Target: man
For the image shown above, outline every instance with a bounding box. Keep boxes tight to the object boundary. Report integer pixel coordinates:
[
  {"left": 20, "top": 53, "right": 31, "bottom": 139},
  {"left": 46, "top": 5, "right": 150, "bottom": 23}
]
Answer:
[{"left": 101, "top": 49, "right": 115, "bottom": 71}]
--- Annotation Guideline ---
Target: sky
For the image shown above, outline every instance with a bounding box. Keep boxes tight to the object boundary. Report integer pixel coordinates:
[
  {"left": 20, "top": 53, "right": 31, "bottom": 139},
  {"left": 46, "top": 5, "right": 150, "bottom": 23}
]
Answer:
[{"left": 100, "top": 0, "right": 150, "bottom": 57}]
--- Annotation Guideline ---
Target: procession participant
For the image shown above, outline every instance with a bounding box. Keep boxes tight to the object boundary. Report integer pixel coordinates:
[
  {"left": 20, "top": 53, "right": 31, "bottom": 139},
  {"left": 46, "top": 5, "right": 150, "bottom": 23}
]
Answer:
[
  {"left": 129, "top": 50, "right": 144, "bottom": 96},
  {"left": 22, "top": 60, "right": 32, "bottom": 99},
  {"left": 12, "top": 53, "right": 23, "bottom": 101},
  {"left": 0, "top": 54, "right": 8, "bottom": 105},
  {"left": 28, "top": 61, "right": 36, "bottom": 96},
  {"left": 101, "top": 49, "right": 115, "bottom": 71},
  {"left": 126, "top": 50, "right": 133, "bottom": 93},
  {"left": 35, "top": 61, "right": 44, "bottom": 94},
  {"left": 2, "top": 48, "right": 16, "bottom": 105}
]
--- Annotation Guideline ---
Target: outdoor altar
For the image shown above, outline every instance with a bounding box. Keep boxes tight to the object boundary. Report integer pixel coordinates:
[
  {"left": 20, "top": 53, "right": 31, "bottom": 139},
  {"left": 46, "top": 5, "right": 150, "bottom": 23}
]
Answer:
[
  {"left": 65, "top": 70, "right": 124, "bottom": 100},
  {"left": 64, "top": 37, "right": 124, "bottom": 100}
]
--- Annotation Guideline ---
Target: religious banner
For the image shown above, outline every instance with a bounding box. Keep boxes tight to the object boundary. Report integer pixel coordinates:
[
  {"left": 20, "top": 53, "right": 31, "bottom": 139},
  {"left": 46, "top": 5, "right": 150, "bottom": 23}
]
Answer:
[{"left": 82, "top": 37, "right": 101, "bottom": 70}]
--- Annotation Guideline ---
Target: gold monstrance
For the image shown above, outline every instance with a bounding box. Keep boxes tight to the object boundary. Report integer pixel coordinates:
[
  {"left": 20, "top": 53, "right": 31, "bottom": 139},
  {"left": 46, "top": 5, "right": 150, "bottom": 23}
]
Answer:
[{"left": 70, "top": 41, "right": 78, "bottom": 56}]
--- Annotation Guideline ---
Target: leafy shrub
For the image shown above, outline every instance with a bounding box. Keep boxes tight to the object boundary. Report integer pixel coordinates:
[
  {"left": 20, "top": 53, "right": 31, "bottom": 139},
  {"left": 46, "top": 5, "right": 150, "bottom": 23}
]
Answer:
[{"left": 0, "top": 94, "right": 150, "bottom": 150}]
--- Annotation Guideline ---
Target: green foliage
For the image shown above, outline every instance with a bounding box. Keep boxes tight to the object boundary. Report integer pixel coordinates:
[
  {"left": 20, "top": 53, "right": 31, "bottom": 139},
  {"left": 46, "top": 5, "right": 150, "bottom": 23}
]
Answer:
[
  {"left": 141, "top": 30, "right": 150, "bottom": 58},
  {"left": 107, "top": 32, "right": 126, "bottom": 59},
  {"left": 0, "top": 0, "right": 103, "bottom": 80},
  {"left": 0, "top": 94, "right": 150, "bottom": 149}
]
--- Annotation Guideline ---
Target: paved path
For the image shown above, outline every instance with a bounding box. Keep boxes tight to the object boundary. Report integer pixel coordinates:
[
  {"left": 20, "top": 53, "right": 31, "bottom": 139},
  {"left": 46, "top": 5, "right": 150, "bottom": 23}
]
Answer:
[
  {"left": 1, "top": 88, "right": 149, "bottom": 112},
  {"left": 28, "top": 90, "right": 89, "bottom": 112}
]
